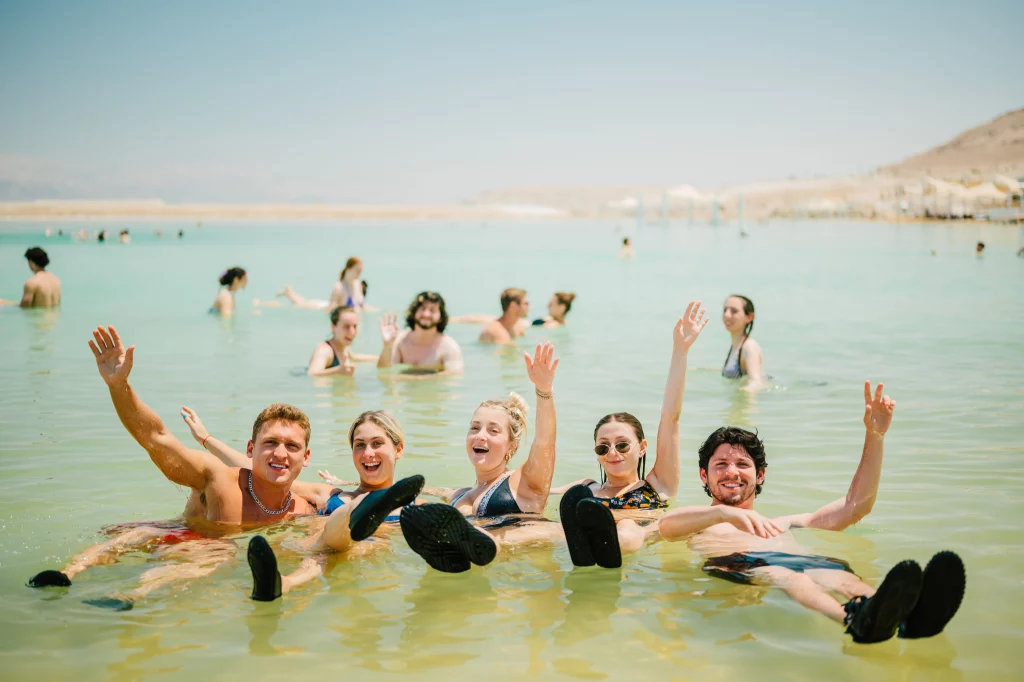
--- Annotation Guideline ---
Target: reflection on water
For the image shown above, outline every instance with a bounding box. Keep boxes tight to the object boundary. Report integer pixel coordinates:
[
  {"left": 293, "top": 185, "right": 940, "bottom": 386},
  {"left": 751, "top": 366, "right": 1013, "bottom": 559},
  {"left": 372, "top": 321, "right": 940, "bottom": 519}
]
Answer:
[{"left": 1, "top": 220, "right": 1022, "bottom": 679}]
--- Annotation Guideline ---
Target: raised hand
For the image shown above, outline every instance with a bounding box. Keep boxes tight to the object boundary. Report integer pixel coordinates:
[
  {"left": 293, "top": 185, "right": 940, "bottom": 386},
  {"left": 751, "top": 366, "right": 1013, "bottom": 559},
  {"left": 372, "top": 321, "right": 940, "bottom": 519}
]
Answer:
[
  {"left": 180, "top": 406, "right": 209, "bottom": 445},
  {"left": 88, "top": 325, "right": 134, "bottom": 386},
  {"left": 378, "top": 312, "right": 399, "bottom": 345},
  {"left": 863, "top": 381, "right": 895, "bottom": 436},
  {"left": 318, "top": 469, "right": 356, "bottom": 487},
  {"left": 673, "top": 300, "right": 710, "bottom": 351},
  {"left": 524, "top": 342, "right": 559, "bottom": 393},
  {"left": 719, "top": 506, "right": 784, "bottom": 539}
]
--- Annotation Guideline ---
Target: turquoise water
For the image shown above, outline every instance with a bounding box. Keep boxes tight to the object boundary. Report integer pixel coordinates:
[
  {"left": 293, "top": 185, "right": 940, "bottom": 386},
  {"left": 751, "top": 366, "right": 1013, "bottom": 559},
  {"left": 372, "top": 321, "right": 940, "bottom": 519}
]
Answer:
[{"left": 1, "top": 219, "right": 1022, "bottom": 681}]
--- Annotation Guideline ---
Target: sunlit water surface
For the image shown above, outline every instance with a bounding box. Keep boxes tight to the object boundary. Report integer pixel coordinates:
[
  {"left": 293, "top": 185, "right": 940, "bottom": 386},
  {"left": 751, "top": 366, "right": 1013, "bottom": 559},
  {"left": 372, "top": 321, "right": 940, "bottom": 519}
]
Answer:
[{"left": 1, "top": 220, "right": 1022, "bottom": 681}]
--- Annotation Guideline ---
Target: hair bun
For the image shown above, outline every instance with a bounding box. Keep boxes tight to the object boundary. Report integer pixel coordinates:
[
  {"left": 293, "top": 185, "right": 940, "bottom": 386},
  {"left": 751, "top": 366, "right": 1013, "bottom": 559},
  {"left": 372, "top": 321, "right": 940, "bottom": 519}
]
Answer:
[
  {"left": 506, "top": 391, "right": 529, "bottom": 416},
  {"left": 566, "top": 293, "right": 577, "bottom": 303}
]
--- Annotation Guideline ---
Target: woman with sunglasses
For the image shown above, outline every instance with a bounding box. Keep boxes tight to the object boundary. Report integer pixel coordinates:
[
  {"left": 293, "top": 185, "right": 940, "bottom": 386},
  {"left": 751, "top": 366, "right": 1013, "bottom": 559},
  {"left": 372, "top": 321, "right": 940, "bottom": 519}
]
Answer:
[{"left": 556, "top": 301, "right": 709, "bottom": 568}]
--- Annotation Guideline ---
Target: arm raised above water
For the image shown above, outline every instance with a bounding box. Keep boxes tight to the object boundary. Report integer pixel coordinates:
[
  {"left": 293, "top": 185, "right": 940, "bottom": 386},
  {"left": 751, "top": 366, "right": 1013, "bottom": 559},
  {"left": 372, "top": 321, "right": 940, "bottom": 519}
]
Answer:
[
  {"left": 777, "top": 381, "right": 894, "bottom": 532},
  {"left": 514, "top": 343, "right": 559, "bottom": 509},
  {"left": 648, "top": 301, "right": 709, "bottom": 500},
  {"left": 90, "top": 326, "right": 223, "bottom": 491}
]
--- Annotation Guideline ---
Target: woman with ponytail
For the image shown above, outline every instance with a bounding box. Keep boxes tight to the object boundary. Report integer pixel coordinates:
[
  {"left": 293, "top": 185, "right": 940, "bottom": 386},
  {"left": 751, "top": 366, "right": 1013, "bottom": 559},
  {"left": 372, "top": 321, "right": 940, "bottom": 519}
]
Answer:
[
  {"left": 721, "top": 295, "right": 765, "bottom": 389},
  {"left": 211, "top": 267, "right": 247, "bottom": 317},
  {"left": 398, "top": 342, "right": 562, "bottom": 573}
]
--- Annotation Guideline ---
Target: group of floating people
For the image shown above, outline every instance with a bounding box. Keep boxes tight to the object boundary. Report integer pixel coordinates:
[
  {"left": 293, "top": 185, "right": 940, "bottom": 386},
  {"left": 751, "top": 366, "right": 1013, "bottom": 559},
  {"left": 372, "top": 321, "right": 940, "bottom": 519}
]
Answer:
[{"left": 21, "top": 279, "right": 966, "bottom": 644}]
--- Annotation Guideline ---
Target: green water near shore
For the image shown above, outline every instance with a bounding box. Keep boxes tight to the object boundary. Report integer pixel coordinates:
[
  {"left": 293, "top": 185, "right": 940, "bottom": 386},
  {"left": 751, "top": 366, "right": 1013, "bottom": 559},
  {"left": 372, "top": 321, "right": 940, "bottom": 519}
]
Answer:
[{"left": 1, "top": 219, "right": 1022, "bottom": 680}]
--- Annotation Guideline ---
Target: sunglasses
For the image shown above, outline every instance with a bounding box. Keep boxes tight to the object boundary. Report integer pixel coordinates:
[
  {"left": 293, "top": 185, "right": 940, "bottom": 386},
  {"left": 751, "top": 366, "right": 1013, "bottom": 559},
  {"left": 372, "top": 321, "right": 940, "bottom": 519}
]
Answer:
[{"left": 594, "top": 440, "right": 635, "bottom": 457}]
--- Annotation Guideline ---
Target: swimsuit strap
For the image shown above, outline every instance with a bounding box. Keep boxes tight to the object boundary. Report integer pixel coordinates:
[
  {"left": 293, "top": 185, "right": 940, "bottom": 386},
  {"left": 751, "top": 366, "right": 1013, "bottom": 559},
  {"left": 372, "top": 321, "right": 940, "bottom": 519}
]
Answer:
[{"left": 475, "top": 472, "right": 514, "bottom": 516}]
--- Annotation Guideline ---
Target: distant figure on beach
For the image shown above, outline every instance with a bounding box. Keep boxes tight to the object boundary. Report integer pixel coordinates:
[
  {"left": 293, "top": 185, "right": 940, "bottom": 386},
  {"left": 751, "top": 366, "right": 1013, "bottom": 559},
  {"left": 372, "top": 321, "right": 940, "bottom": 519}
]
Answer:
[
  {"left": 450, "top": 287, "right": 530, "bottom": 344},
  {"left": 619, "top": 237, "right": 635, "bottom": 259},
  {"left": 0, "top": 247, "right": 61, "bottom": 308},
  {"left": 306, "top": 306, "right": 380, "bottom": 376},
  {"left": 273, "top": 256, "right": 376, "bottom": 312},
  {"left": 721, "top": 295, "right": 765, "bottom": 391},
  {"left": 377, "top": 291, "right": 464, "bottom": 374},
  {"left": 119, "top": 229, "right": 131, "bottom": 244},
  {"left": 211, "top": 267, "right": 247, "bottom": 317},
  {"left": 976, "top": 242, "right": 985, "bottom": 256},
  {"left": 532, "top": 292, "right": 576, "bottom": 328},
  {"left": 656, "top": 383, "right": 966, "bottom": 644}
]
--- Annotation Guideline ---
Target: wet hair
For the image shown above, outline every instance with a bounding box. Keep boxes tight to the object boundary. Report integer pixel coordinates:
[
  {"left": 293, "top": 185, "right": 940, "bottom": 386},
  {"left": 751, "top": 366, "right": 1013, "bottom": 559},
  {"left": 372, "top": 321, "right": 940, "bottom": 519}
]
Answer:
[
  {"left": 727, "top": 294, "right": 755, "bottom": 338},
  {"left": 976, "top": 242, "right": 985, "bottom": 250},
  {"left": 362, "top": 280, "right": 368, "bottom": 296},
  {"left": 219, "top": 267, "right": 247, "bottom": 287},
  {"left": 593, "top": 412, "right": 647, "bottom": 483},
  {"left": 475, "top": 393, "right": 529, "bottom": 459},
  {"left": 623, "top": 238, "right": 630, "bottom": 245},
  {"left": 697, "top": 426, "right": 767, "bottom": 497},
  {"left": 500, "top": 287, "right": 527, "bottom": 313},
  {"left": 330, "top": 305, "right": 357, "bottom": 326},
  {"left": 24, "top": 247, "right": 49, "bottom": 269},
  {"left": 340, "top": 256, "right": 362, "bottom": 281},
  {"left": 348, "top": 410, "right": 404, "bottom": 449},
  {"left": 406, "top": 291, "right": 449, "bottom": 332},
  {"left": 251, "top": 403, "right": 311, "bottom": 447},
  {"left": 554, "top": 292, "right": 576, "bottom": 315}
]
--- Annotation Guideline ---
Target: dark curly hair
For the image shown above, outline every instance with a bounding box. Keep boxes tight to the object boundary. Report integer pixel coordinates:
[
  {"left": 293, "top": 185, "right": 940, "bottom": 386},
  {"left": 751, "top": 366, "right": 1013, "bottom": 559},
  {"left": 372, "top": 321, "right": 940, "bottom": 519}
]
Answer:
[
  {"left": 24, "top": 247, "right": 49, "bottom": 269},
  {"left": 697, "top": 426, "right": 767, "bottom": 497},
  {"left": 219, "top": 267, "right": 246, "bottom": 287},
  {"left": 405, "top": 291, "right": 448, "bottom": 332}
]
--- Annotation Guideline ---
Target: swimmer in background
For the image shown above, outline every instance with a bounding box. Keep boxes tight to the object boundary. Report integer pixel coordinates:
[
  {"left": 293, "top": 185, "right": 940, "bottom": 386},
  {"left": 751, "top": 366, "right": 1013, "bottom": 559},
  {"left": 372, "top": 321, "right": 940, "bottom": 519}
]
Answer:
[
  {"left": 721, "top": 295, "right": 765, "bottom": 391},
  {"left": 0, "top": 247, "right": 61, "bottom": 308},
  {"left": 656, "top": 382, "right": 966, "bottom": 644},
  {"left": 555, "top": 301, "right": 709, "bottom": 569},
  {"left": 274, "top": 256, "right": 376, "bottom": 312},
  {"left": 976, "top": 242, "right": 985, "bottom": 256},
  {"left": 532, "top": 292, "right": 576, "bottom": 328},
  {"left": 211, "top": 267, "right": 247, "bottom": 317},
  {"left": 306, "top": 306, "right": 380, "bottom": 377},
  {"left": 449, "top": 287, "right": 530, "bottom": 344},
  {"left": 119, "top": 229, "right": 131, "bottom": 244},
  {"left": 618, "top": 237, "right": 635, "bottom": 259},
  {"left": 377, "top": 291, "right": 464, "bottom": 374}
]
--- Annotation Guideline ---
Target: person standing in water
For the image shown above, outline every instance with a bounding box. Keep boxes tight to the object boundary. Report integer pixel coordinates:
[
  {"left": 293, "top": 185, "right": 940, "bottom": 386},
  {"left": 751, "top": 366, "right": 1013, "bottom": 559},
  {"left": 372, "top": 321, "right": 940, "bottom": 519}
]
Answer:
[
  {"left": 449, "top": 287, "right": 530, "bottom": 344},
  {"left": 377, "top": 291, "right": 464, "bottom": 374},
  {"left": 1, "top": 247, "right": 61, "bottom": 308},
  {"left": 211, "top": 267, "right": 247, "bottom": 317},
  {"left": 532, "top": 292, "right": 575, "bottom": 328},
  {"left": 721, "top": 295, "right": 764, "bottom": 390},
  {"left": 656, "top": 382, "right": 966, "bottom": 644},
  {"left": 976, "top": 242, "right": 985, "bottom": 256},
  {"left": 619, "top": 237, "right": 635, "bottom": 259},
  {"left": 306, "top": 306, "right": 380, "bottom": 376}
]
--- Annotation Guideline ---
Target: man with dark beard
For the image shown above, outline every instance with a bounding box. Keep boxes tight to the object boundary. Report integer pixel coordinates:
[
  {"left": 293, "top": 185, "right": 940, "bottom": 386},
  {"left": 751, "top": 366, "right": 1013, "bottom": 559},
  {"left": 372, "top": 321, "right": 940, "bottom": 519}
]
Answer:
[
  {"left": 658, "top": 382, "right": 965, "bottom": 645},
  {"left": 377, "top": 291, "right": 464, "bottom": 374}
]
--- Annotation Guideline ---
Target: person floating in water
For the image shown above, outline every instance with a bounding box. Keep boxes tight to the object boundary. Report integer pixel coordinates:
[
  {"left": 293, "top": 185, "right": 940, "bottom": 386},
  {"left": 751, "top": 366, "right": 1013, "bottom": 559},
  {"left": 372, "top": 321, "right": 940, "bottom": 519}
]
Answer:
[
  {"left": 182, "top": 408, "right": 424, "bottom": 601},
  {"left": 976, "top": 241, "right": 985, "bottom": 256},
  {"left": 211, "top": 267, "right": 247, "bottom": 317},
  {"left": 274, "top": 256, "right": 376, "bottom": 312},
  {"left": 1, "top": 247, "right": 61, "bottom": 308},
  {"left": 305, "top": 305, "right": 379, "bottom": 376},
  {"left": 657, "top": 382, "right": 966, "bottom": 644},
  {"left": 377, "top": 291, "right": 464, "bottom": 374},
  {"left": 556, "top": 301, "right": 709, "bottom": 568},
  {"left": 27, "top": 326, "right": 409, "bottom": 608},
  {"left": 398, "top": 343, "right": 561, "bottom": 572},
  {"left": 721, "top": 295, "right": 765, "bottom": 390},
  {"left": 618, "top": 237, "right": 635, "bottom": 259},
  {"left": 449, "top": 287, "right": 530, "bottom": 344},
  {"left": 532, "top": 292, "right": 575, "bottom": 328}
]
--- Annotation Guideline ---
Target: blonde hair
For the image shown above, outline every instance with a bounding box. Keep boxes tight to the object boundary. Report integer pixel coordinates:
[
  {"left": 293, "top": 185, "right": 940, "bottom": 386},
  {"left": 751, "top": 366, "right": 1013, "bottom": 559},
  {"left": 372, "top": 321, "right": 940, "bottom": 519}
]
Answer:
[
  {"left": 251, "top": 404, "right": 311, "bottom": 446},
  {"left": 475, "top": 392, "right": 529, "bottom": 458},
  {"left": 348, "top": 410, "right": 404, "bottom": 449}
]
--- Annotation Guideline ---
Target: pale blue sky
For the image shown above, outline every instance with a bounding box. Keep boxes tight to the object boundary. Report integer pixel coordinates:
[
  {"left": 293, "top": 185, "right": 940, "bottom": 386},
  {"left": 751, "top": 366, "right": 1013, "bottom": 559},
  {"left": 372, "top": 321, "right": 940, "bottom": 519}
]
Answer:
[{"left": 1, "top": 0, "right": 1021, "bottom": 202}]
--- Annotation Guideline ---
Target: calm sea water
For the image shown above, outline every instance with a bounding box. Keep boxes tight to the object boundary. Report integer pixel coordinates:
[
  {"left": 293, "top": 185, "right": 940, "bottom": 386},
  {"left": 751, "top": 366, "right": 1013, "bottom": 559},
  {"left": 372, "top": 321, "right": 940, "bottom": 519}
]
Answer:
[{"left": 1, "top": 219, "right": 1022, "bottom": 681}]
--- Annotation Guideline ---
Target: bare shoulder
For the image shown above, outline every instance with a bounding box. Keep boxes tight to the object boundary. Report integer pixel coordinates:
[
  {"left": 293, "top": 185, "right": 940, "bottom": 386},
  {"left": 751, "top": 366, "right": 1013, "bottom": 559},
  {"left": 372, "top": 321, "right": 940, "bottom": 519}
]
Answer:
[{"left": 744, "top": 337, "right": 763, "bottom": 355}]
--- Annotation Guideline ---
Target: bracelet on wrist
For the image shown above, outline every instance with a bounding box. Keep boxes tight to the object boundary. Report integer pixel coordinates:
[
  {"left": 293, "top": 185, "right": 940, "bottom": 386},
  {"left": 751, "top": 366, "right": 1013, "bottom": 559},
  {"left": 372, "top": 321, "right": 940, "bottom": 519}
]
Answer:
[
  {"left": 202, "top": 435, "right": 211, "bottom": 449},
  {"left": 535, "top": 388, "right": 553, "bottom": 400}
]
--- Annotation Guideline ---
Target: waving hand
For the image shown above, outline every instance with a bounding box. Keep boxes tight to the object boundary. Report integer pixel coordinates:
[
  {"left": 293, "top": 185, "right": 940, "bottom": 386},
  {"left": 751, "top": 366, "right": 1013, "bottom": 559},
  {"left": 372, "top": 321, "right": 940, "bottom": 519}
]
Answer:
[{"left": 88, "top": 326, "right": 135, "bottom": 386}]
